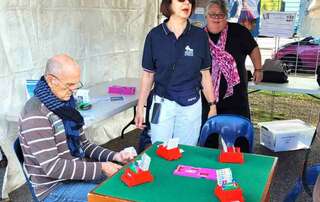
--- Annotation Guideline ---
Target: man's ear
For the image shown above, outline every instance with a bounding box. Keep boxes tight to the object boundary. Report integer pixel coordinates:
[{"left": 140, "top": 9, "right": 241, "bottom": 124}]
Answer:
[{"left": 45, "top": 75, "right": 57, "bottom": 87}]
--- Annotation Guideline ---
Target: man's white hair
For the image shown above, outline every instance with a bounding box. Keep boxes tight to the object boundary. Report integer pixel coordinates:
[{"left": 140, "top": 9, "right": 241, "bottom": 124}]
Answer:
[{"left": 44, "top": 57, "right": 63, "bottom": 76}]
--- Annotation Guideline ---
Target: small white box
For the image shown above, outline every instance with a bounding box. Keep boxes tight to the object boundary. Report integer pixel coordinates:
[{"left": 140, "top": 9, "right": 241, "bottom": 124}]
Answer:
[
  {"left": 75, "top": 89, "right": 90, "bottom": 103},
  {"left": 258, "top": 119, "right": 315, "bottom": 152}
]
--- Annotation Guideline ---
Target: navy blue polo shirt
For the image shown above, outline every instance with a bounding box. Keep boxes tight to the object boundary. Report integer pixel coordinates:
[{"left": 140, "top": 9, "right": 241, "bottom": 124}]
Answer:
[{"left": 142, "top": 20, "right": 211, "bottom": 103}]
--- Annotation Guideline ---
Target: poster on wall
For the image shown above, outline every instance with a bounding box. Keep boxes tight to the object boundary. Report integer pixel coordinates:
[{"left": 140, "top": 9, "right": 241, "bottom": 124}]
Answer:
[
  {"left": 191, "top": 0, "right": 261, "bottom": 36},
  {"left": 189, "top": 7, "right": 206, "bottom": 28},
  {"left": 259, "top": 12, "right": 296, "bottom": 37},
  {"left": 260, "top": 0, "right": 283, "bottom": 12},
  {"left": 228, "top": 0, "right": 261, "bottom": 36}
]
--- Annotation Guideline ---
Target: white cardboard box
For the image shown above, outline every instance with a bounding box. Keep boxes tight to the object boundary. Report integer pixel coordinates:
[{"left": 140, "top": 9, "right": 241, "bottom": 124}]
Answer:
[{"left": 258, "top": 119, "right": 316, "bottom": 152}]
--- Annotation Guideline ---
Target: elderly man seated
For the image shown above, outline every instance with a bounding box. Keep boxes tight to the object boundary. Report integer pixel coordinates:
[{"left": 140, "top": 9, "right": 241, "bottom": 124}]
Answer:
[{"left": 18, "top": 54, "right": 135, "bottom": 202}]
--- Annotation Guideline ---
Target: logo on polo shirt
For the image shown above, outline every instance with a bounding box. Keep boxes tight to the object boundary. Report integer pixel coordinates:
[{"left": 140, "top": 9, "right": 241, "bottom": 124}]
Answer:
[
  {"left": 188, "top": 96, "right": 197, "bottom": 102},
  {"left": 184, "top": 45, "right": 194, "bottom": 57}
]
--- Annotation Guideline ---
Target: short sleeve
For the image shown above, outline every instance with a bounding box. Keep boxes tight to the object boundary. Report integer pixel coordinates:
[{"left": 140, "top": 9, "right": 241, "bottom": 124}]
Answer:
[
  {"left": 201, "top": 33, "right": 212, "bottom": 70},
  {"left": 240, "top": 26, "right": 258, "bottom": 55},
  {"left": 142, "top": 32, "right": 155, "bottom": 72}
]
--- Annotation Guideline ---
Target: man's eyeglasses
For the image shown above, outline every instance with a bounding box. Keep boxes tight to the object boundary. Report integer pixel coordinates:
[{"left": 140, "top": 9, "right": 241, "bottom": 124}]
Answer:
[
  {"left": 208, "top": 13, "right": 226, "bottom": 20},
  {"left": 48, "top": 74, "right": 83, "bottom": 91}
]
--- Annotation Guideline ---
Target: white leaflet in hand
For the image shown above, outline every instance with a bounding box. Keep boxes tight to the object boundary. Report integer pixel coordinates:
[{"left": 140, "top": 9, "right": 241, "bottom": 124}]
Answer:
[
  {"left": 220, "top": 137, "right": 227, "bottom": 152},
  {"left": 167, "top": 138, "right": 179, "bottom": 150},
  {"left": 139, "top": 154, "right": 151, "bottom": 171},
  {"left": 123, "top": 146, "right": 137, "bottom": 157}
]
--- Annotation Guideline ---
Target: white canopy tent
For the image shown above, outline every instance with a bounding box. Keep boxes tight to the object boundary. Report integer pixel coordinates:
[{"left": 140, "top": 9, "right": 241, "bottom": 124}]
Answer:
[{"left": 0, "top": 0, "right": 159, "bottom": 199}]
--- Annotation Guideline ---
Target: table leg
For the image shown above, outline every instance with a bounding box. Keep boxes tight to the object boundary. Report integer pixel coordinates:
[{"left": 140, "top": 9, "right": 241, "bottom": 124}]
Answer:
[
  {"left": 307, "top": 94, "right": 320, "bottom": 100},
  {"left": 248, "top": 89, "right": 261, "bottom": 94},
  {"left": 271, "top": 91, "right": 275, "bottom": 119},
  {"left": 121, "top": 106, "right": 136, "bottom": 138},
  {"left": 264, "top": 190, "right": 271, "bottom": 202}
]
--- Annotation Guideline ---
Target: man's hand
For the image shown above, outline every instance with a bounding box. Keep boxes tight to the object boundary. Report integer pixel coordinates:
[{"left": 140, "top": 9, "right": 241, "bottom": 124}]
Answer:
[
  {"left": 253, "top": 70, "right": 263, "bottom": 83},
  {"left": 113, "top": 149, "right": 136, "bottom": 164},
  {"left": 208, "top": 105, "right": 217, "bottom": 118},
  {"left": 101, "top": 162, "right": 122, "bottom": 177}
]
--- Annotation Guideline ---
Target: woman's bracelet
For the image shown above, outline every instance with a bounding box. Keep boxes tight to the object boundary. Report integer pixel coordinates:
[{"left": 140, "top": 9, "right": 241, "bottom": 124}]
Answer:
[{"left": 254, "top": 69, "right": 263, "bottom": 72}]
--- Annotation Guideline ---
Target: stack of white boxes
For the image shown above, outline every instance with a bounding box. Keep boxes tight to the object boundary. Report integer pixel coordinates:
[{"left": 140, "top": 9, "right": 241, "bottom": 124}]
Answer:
[{"left": 258, "top": 119, "right": 316, "bottom": 152}]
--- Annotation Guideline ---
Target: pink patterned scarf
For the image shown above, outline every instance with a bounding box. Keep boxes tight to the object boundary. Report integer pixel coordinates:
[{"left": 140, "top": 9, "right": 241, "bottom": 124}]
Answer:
[{"left": 205, "top": 25, "right": 240, "bottom": 102}]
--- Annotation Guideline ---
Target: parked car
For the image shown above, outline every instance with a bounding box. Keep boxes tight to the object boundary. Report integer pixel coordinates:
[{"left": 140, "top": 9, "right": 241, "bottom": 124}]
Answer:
[{"left": 273, "top": 37, "right": 320, "bottom": 72}]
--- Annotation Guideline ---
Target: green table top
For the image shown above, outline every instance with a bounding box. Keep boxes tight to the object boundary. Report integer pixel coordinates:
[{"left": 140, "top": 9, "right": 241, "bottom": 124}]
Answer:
[{"left": 93, "top": 144, "right": 277, "bottom": 202}]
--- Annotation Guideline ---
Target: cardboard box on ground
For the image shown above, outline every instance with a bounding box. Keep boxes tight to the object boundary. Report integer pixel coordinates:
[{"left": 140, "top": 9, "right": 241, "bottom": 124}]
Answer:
[{"left": 258, "top": 119, "right": 315, "bottom": 152}]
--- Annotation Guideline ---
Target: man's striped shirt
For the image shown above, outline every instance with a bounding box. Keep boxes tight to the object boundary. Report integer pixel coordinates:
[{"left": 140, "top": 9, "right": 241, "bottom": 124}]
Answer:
[{"left": 18, "top": 97, "right": 115, "bottom": 200}]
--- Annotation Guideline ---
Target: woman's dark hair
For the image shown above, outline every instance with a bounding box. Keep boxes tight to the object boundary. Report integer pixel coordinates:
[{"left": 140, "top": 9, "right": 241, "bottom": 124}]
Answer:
[{"left": 160, "top": 0, "right": 196, "bottom": 18}]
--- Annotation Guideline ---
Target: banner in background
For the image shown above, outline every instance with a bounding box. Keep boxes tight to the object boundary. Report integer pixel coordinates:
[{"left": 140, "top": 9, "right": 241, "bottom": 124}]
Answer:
[
  {"left": 190, "top": 0, "right": 261, "bottom": 36},
  {"left": 259, "top": 11, "right": 296, "bottom": 37},
  {"left": 261, "top": 0, "right": 283, "bottom": 12},
  {"left": 228, "top": 0, "right": 261, "bottom": 36},
  {"left": 189, "top": 7, "right": 206, "bottom": 28}
]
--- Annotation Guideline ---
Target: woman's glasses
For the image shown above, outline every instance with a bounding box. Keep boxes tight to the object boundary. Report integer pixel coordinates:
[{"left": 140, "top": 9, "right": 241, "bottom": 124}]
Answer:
[{"left": 208, "top": 13, "right": 226, "bottom": 20}]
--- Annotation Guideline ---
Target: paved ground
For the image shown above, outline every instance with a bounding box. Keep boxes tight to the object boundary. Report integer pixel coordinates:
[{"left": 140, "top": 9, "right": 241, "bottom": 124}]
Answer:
[{"left": 1, "top": 127, "right": 319, "bottom": 202}]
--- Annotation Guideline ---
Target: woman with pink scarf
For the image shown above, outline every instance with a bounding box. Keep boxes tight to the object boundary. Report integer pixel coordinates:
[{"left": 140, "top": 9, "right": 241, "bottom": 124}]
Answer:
[{"left": 202, "top": 0, "right": 263, "bottom": 151}]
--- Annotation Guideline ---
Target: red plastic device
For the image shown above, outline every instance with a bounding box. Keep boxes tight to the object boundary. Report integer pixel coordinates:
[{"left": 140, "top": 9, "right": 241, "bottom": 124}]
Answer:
[
  {"left": 121, "top": 168, "right": 153, "bottom": 187},
  {"left": 214, "top": 185, "right": 244, "bottom": 202},
  {"left": 218, "top": 147, "right": 244, "bottom": 164},
  {"left": 156, "top": 145, "right": 182, "bottom": 161}
]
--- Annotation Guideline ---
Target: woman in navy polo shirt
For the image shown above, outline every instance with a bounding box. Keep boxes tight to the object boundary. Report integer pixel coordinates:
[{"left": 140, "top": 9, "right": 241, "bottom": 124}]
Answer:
[{"left": 135, "top": 0, "right": 216, "bottom": 146}]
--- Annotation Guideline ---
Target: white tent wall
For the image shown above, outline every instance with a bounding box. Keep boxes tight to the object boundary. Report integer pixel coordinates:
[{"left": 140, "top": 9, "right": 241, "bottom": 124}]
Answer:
[{"left": 0, "top": 0, "right": 159, "bottom": 199}]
